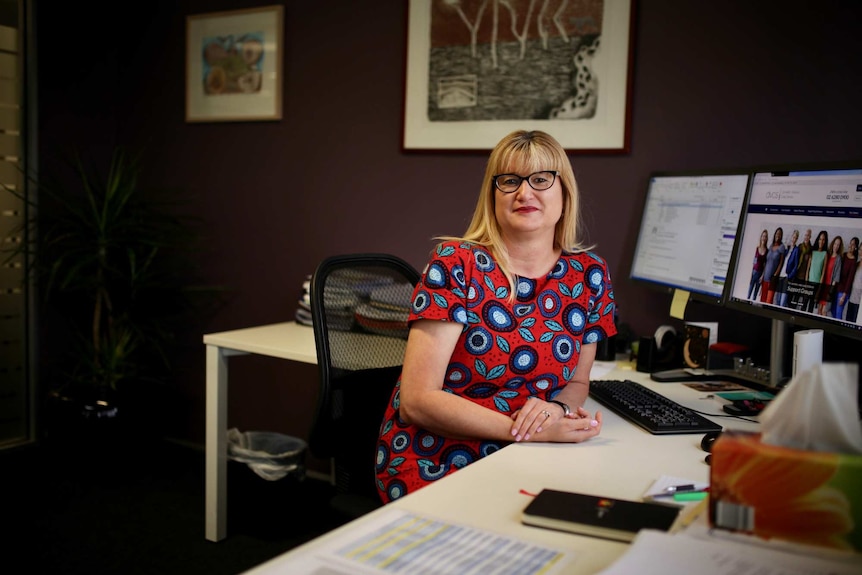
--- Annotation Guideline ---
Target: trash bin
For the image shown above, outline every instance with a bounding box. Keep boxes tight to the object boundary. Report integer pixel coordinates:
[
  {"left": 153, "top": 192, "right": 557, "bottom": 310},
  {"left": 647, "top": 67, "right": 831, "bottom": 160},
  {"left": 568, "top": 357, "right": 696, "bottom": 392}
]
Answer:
[{"left": 226, "top": 428, "right": 307, "bottom": 481}]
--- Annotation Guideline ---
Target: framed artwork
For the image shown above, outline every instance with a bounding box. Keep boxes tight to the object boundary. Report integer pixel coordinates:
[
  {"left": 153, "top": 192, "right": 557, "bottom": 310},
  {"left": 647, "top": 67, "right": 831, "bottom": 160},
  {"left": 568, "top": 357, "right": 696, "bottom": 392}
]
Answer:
[
  {"left": 403, "top": 0, "right": 635, "bottom": 152},
  {"left": 186, "top": 5, "right": 283, "bottom": 123}
]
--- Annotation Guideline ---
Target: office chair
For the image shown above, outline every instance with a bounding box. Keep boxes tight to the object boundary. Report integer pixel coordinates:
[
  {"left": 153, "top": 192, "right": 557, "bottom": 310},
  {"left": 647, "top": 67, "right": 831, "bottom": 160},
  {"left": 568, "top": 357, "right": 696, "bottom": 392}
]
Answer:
[{"left": 309, "top": 253, "right": 420, "bottom": 518}]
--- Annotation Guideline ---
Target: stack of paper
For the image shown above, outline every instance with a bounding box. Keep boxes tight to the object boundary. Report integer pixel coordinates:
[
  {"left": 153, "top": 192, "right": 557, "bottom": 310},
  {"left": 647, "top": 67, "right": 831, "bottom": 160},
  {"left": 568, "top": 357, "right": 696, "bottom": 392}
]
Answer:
[
  {"left": 597, "top": 529, "right": 862, "bottom": 575},
  {"left": 294, "top": 275, "right": 312, "bottom": 326}
]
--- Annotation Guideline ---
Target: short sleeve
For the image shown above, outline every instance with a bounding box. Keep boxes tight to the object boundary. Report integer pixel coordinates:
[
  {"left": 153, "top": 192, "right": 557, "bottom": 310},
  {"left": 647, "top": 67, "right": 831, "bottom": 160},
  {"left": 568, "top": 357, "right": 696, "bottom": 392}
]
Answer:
[
  {"left": 582, "top": 252, "right": 617, "bottom": 340},
  {"left": 408, "top": 242, "right": 475, "bottom": 328}
]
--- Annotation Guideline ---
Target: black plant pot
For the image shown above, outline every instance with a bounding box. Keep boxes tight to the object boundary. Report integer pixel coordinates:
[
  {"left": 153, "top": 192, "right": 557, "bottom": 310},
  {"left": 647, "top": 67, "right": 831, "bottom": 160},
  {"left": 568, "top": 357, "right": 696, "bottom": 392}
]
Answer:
[
  {"left": 44, "top": 388, "right": 122, "bottom": 445},
  {"left": 42, "top": 387, "right": 160, "bottom": 481},
  {"left": 43, "top": 380, "right": 167, "bottom": 459}
]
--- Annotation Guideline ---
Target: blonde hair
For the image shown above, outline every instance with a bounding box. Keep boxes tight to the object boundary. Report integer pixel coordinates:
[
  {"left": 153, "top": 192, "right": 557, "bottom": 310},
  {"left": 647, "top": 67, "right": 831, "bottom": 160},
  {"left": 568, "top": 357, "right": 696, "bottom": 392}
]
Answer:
[{"left": 438, "top": 130, "right": 593, "bottom": 295}]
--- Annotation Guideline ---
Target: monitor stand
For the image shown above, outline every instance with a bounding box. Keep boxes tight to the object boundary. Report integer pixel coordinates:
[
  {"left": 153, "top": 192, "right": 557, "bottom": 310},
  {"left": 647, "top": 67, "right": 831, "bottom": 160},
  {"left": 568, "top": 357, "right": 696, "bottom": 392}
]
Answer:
[
  {"left": 650, "top": 367, "right": 719, "bottom": 382},
  {"left": 651, "top": 367, "right": 777, "bottom": 393}
]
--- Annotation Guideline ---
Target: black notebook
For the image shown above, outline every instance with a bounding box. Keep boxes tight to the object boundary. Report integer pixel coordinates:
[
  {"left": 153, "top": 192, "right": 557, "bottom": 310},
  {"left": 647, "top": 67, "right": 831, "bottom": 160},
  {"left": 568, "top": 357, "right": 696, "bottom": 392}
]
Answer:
[{"left": 521, "top": 489, "right": 681, "bottom": 542}]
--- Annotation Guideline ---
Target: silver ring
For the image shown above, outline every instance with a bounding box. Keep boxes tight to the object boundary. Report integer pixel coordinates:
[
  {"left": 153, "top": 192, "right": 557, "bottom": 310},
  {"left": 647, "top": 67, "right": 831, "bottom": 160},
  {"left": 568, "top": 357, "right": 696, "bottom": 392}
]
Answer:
[{"left": 541, "top": 410, "right": 551, "bottom": 418}]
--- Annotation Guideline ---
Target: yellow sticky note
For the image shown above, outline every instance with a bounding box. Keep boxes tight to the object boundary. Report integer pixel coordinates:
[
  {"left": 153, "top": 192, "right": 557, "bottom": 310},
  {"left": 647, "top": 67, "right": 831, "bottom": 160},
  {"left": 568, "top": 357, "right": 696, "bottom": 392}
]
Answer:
[{"left": 670, "top": 289, "right": 689, "bottom": 320}]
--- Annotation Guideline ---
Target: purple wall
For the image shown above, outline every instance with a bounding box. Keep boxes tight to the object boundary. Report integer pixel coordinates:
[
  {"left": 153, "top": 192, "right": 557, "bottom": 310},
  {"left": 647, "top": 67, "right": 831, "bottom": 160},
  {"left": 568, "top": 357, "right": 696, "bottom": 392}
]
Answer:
[{"left": 37, "top": 1, "right": 862, "bottom": 457}]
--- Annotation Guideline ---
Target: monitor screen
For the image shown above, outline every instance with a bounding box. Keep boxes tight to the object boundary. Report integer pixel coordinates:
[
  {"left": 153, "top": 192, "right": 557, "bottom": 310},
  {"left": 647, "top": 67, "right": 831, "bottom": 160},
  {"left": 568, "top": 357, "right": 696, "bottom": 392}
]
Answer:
[
  {"left": 726, "top": 167, "right": 862, "bottom": 341},
  {"left": 629, "top": 171, "right": 750, "bottom": 305}
]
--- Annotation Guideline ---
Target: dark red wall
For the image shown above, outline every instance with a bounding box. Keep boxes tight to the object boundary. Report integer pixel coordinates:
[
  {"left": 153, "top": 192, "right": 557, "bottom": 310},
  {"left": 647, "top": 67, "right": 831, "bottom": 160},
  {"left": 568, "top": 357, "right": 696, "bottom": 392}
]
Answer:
[{"left": 36, "top": 1, "right": 862, "bottom": 457}]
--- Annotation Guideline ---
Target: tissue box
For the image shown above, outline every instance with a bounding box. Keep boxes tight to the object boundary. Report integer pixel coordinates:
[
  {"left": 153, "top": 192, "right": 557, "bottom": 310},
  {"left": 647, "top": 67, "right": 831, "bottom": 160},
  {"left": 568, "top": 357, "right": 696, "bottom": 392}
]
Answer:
[{"left": 709, "top": 431, "right": 862, "bottom": 552}]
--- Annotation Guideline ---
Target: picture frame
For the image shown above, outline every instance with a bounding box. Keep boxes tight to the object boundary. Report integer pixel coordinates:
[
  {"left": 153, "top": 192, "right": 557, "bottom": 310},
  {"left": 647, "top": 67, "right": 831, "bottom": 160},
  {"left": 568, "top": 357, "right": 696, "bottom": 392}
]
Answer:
[
  {"left": 403, "top": 0, "right": 635, "bottom": 153},
  {"left": 186, "top": 5, "right": 283, "bottom": 123}
]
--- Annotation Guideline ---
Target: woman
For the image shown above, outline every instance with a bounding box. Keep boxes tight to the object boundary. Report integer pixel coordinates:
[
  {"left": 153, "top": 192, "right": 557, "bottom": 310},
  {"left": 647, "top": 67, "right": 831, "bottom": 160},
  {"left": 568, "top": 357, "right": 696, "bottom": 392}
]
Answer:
[
  {"left": 375, "top": 130, "right": 614, "bottom": 503},
  {"left": 817, "top": 235, "right": 842, "bottom": 316},
  {"left": 832, "top": 236, "right": 858, "bottom": 320},
  {"left": 847, "top": 249, "right": 862, "bottom": 323},
  {"left": 806, "top": 230, "right": 828, "bottom": 313},
  {"left": 794, "top": 228, "right": 813, "bottom": 281},
  {"left": 789, "top": 228, "right": 813, "bottom": 309},
  {"left": 748, "top": 230, "right": 769, "bottom": 300},
  {"left": 761, "top": 227, "right": 786, "bottom": 304},
  {"left": 776, "top": 229, "right": 799, "bottom": 307}
]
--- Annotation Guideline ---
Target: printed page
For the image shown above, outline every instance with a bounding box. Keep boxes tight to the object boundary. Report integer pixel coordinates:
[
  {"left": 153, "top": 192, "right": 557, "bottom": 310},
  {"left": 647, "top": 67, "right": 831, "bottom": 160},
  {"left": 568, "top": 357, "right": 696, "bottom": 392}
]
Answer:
[
  {"left": 589, "top": 360, "right": 618, "bottom": 380},
  {"left": 245, "top": 507, "right": 574, "bottom": 575}
]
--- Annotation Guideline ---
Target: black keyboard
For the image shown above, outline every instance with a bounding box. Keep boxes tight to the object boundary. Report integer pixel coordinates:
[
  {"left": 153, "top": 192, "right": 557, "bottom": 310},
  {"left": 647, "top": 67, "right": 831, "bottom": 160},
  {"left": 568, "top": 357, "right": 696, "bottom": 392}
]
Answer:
[{"left": 589, "top": 379, "right": 722, "bottom": 435}]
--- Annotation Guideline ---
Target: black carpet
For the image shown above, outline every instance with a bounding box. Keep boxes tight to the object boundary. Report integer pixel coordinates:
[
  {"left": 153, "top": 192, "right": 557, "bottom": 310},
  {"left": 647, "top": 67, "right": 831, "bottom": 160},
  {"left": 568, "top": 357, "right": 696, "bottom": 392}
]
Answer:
[{"left": 1, "top": 426, "right": 351, "bottom": 575}]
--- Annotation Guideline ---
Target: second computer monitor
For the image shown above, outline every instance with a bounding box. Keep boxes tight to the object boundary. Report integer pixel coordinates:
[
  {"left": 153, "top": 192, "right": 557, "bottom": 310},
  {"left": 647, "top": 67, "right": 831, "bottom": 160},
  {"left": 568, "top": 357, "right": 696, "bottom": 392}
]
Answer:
[
  {"left": 725, "top": 166, "right": 862, "bottom": 341},
  {"left": 630, "top": 171, "right": 750, "bottom": 305}
]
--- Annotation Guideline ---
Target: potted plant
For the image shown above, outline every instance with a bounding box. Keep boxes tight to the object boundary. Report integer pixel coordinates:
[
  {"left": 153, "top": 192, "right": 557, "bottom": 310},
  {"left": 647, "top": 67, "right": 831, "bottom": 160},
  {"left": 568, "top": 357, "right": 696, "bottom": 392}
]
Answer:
[{"left": 5, "top": 148, "right": 221, "bottom": 435}]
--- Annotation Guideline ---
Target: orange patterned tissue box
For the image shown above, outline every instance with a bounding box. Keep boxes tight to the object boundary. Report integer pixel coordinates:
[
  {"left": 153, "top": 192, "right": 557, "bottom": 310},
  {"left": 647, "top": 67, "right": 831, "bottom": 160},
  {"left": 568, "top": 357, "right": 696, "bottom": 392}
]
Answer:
[{"left": 709, "top": 431, "right": 862, "bottom": 552}]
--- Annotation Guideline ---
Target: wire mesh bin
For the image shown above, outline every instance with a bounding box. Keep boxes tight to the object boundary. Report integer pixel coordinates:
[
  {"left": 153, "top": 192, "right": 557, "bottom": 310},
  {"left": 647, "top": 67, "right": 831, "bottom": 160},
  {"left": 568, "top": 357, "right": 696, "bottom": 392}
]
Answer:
[{"left": 227, "top": 428, "right": 307, "bottom": 481}]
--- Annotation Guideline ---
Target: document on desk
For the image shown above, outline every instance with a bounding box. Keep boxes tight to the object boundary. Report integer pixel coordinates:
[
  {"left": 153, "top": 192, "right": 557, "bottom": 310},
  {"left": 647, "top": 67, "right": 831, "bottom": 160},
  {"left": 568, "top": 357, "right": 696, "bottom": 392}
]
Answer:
[
  {"left": 589, "top": 360, "right": 618, "bottom": 380},
  {"left": 247, "top": 507, "right": 572, "bottom": 574},
  {"left": 596, "top": 529, "right": 862, "bottom": 575}
]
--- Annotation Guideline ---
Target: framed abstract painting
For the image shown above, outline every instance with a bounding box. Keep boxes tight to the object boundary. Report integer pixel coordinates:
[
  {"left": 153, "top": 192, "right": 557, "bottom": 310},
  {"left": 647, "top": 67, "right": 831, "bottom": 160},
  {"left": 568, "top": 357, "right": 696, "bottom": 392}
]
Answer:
[
  {"left": 403, "top": 0, "right": 635, "bottom": 152},
  {"left": 186, "top": 5, "right": 283, "bottom": 122}
]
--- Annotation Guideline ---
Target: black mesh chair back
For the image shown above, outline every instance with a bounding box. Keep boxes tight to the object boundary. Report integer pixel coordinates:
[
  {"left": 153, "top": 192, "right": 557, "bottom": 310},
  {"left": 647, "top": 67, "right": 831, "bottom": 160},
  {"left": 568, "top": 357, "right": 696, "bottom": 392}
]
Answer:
[{"left": 309, "top": 253, "right": 420, "bottom": 517}]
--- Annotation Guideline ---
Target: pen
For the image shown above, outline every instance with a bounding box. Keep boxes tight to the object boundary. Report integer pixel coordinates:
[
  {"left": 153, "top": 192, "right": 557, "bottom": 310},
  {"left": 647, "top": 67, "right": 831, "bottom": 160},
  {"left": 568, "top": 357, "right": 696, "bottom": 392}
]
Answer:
[
  {"left": 662, "top": 484, "right": 696, "bottom": 494},
  {"left": 654, "top": 485, "right": 709, "bottom": 499}
]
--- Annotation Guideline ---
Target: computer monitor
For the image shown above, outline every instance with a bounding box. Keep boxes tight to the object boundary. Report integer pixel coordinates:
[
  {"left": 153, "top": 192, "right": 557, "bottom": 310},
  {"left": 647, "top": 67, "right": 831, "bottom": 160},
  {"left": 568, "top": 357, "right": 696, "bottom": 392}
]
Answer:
[
  {"left": 725, "top": 166, "right": 862, "bottom": 343},
  {"left": 629, "top": 171, "right": 751, "bottom": 305}
]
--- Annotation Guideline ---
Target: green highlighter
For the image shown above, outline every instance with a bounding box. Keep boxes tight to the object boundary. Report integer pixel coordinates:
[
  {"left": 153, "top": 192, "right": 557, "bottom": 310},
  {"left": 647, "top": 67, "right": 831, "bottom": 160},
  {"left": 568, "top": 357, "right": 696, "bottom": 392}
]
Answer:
[{"left": 674, "top": 491, "right": 708, "bottom": 502}]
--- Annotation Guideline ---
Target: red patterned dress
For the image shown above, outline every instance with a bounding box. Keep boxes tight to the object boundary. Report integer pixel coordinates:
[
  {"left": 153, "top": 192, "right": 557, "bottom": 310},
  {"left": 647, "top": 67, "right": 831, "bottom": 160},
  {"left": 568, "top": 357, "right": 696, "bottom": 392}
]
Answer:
[{"left": 375, "top": 241, "right": 617, "bottom": 502}]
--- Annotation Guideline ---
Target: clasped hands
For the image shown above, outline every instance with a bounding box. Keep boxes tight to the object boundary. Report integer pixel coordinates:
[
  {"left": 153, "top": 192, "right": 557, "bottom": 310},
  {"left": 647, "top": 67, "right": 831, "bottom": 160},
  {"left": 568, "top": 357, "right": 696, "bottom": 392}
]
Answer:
[{"left": 510, "top": 397, "right": 601, "bottom": 443}]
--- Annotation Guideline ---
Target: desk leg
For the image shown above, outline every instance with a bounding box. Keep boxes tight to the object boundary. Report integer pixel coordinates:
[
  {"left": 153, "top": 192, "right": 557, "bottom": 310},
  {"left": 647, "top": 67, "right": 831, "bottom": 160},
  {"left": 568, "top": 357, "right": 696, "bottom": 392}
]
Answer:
[{"left": 206, "top": 345, "right": 229, "bottom": 542}]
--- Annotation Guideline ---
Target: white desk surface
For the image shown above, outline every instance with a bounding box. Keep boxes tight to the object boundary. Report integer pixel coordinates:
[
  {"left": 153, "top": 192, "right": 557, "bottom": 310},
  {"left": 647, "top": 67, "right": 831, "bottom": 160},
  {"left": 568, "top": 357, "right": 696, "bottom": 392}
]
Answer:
[
  {"left": 243, "top": 366, "right": 762, "bottom": 574},
  {"left": 203, "top": 321, "right": 318, "bottom": 364}
]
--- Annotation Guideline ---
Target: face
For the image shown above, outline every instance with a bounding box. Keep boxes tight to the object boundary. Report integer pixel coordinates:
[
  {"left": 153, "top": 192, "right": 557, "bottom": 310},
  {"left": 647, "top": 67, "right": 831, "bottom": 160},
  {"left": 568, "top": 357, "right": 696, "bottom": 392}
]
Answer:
[
  {"left": 790, "top": 231, "right": 799, "bottom": 245},
  {"left": 832, "top": 239, "right": 842, "bottom": 254},
  {"left": 817, "top": 234, "right": 827, "bottom": 248},
  {"left": 803, "top": 229, "right": 811, "bottom": 244},
  {"left": 773, "top": 228, "right": 783, "bottom": 243},
  {"left": 760, "top": 231, "right": 768, "bottom": 245},
  {"left": 494, "top": 171, "right": 564, "bottom": 242},
  {"left": 850, "top": 238, "right": 858, "bottom": 255}
]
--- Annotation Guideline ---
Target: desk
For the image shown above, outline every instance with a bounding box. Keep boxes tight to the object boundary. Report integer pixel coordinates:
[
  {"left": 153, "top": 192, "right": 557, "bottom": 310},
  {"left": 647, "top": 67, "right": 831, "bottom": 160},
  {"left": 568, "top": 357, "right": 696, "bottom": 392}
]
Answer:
[
  {"left": 204, "top": 322, "right": 317, "bottom": 542},
  {"left": 204, "top": 322, "right": 408, "bottom": 542},
  {"left": 242, "top": 367, "right": 762, "bottom": 574}
]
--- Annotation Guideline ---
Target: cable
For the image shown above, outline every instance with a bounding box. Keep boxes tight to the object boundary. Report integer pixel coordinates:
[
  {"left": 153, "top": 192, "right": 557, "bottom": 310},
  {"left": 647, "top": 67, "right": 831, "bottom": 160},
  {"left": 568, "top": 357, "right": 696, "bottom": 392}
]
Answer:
[{"left": 689, "top": 408, "right": 760, "bottom": 425}]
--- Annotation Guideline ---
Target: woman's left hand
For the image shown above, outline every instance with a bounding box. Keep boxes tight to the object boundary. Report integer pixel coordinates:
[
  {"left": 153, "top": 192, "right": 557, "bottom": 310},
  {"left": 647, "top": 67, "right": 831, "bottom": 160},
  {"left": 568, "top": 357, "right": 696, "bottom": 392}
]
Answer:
[{"left": 510, "top": 397, "right": 564, "bottom": 442}]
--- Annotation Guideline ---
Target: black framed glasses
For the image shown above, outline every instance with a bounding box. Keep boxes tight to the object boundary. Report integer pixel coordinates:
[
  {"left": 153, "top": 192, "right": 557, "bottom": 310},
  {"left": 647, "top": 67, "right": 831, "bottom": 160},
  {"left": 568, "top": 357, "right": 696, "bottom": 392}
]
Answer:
[{"left": 492, "top": 171, "right": 558, "bottom": 193}]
